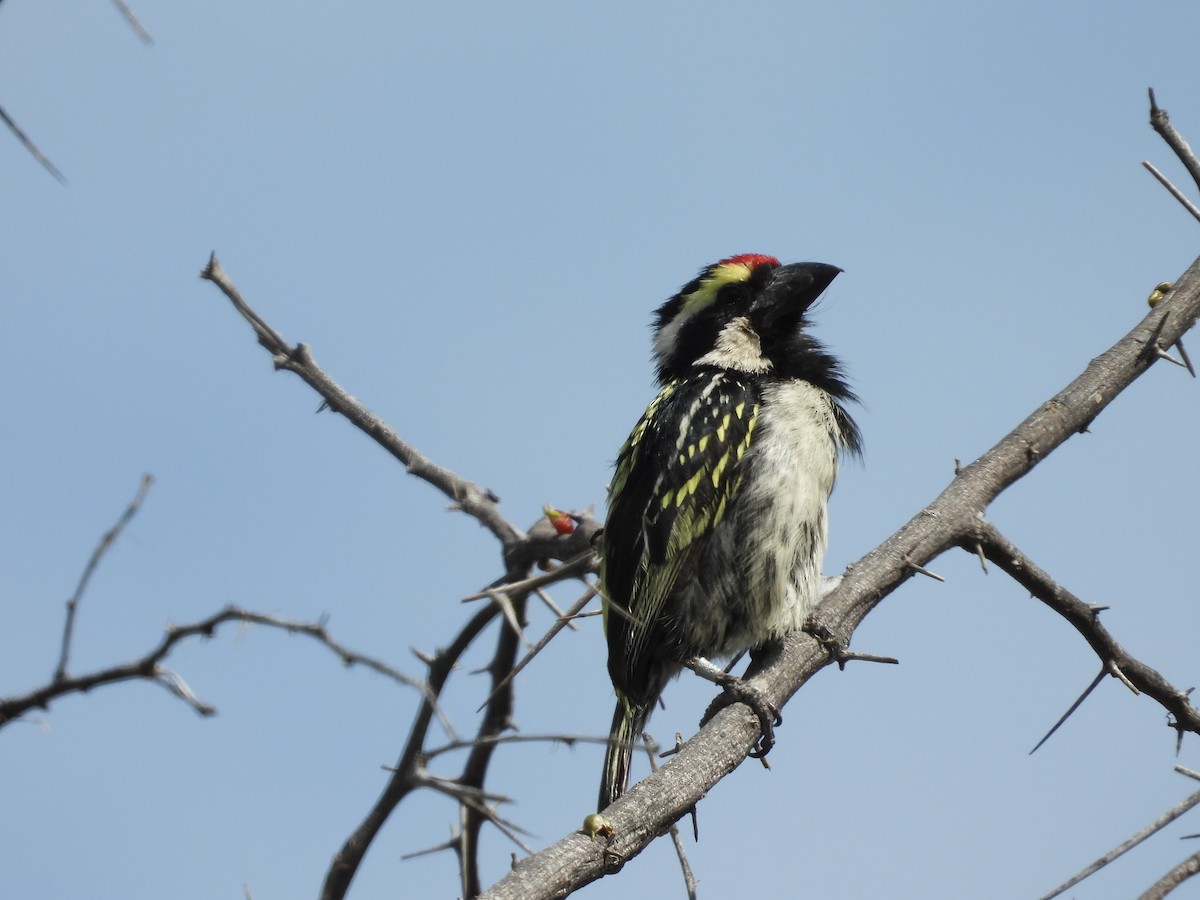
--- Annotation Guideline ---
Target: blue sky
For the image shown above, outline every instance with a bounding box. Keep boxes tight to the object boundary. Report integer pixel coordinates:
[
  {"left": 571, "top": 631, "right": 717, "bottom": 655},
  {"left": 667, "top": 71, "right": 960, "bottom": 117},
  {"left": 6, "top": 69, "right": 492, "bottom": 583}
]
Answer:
[{"left": 3, "top": 2, "right": 1200, "bottom": 898}]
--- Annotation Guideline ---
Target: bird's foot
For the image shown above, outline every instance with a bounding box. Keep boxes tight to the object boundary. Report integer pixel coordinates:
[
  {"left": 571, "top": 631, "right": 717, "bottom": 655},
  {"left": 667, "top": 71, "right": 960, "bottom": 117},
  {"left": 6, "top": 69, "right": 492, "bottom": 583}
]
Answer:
[
  {"left": 803, "top": 617, "right": 843, "bottom": 658},
  {"left": 691, "top": 662, "right": 782, "bottom": 763}
]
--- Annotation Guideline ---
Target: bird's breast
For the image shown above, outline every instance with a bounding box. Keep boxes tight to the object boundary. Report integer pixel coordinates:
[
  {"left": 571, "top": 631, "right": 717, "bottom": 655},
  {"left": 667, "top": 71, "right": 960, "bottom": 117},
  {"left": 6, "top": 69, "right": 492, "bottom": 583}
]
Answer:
[{"left": 732, "top": 380, "right": 840, "bottom": 637}]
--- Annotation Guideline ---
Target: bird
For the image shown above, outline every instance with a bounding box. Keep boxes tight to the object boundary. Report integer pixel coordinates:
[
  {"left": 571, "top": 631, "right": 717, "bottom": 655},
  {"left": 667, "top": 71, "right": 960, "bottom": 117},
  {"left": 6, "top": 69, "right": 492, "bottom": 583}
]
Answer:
[{"left": 597, "top": 253, "right": 861, "bottom": 811}]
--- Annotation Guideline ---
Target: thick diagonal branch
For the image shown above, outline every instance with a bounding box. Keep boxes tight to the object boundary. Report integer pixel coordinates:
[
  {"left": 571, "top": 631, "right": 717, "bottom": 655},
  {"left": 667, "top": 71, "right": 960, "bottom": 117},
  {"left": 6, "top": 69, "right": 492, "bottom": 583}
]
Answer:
[{"left": 478, "top": 251, "right": 1200, "bottom": 900}]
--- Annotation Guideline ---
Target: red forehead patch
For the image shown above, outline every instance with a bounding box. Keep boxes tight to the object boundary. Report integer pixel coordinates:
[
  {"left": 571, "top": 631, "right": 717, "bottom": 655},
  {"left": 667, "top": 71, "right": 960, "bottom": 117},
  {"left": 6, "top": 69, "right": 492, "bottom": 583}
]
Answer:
[{"left": 717, "top": 253, "right": 779, "bottom": 270}]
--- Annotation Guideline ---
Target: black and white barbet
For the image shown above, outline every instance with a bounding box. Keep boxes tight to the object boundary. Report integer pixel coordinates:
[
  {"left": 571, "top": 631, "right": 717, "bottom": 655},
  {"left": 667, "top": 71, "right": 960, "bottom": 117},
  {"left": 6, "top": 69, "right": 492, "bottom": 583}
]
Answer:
[{"left": 598, "top": 253, "right": 861, "bottom": 811}]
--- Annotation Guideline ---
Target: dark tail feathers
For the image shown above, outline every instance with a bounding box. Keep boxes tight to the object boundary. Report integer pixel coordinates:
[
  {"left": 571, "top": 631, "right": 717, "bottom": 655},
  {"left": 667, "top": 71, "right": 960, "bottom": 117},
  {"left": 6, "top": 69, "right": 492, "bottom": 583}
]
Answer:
[{"left": 598, "top": 698, "right": 650, "bottom": 811}]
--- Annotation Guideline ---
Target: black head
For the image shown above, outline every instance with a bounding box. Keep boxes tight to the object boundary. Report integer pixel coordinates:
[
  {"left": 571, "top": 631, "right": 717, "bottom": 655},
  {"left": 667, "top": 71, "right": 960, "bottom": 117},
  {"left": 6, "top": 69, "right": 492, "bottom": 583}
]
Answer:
[{"left": 651, "top": 255, "right": 844, "bottom": 384}]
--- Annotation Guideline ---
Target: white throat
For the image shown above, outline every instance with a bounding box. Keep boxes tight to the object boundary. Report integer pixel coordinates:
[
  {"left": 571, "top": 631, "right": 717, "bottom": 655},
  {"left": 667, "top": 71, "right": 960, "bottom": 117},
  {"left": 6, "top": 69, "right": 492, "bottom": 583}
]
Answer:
[{"left": 695, "top": 317, "right": 772, "bottom": 373}]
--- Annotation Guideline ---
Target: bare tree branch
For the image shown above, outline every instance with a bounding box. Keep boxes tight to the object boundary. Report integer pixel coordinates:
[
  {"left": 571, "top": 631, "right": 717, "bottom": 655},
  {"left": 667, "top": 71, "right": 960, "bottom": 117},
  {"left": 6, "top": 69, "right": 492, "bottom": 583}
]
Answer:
[
  {"left": 424, "top": 732, "right": 609, "bottom": 760},
  {"left": 200, "top": 255, "right": 525, "bottom": 548},
  {"left": 0, "top": 103, "right": 66, "bottom": 184},
  {"left": 320, "top": 602, "right": 501, "bottom": 900},
  {"left": 1143, "top": 160, "right": 1200, "bottom": 223},
  {"left": 462, "top": 549, "right": 597, "bottom": 603},
  {"left": 3, "top": 604, "right": 431, "bottom": 727},
  {"left": 1139, "top": 850, "right": 1200, "bottom": 900},
  {"left": 56, "top": 473, "right": 154, "bottom": 681},
  {"left": 458, "top": 584, "right": 530, "bottom": 897},
  {"left": 1040, "top": 771, "right": 1200, "bottom": 899},
  {"left": 110, "top": 0, "right": 154, "bottom": 45},
  {"left": 199, "top": 256, "right": 610, "bottom": 899},
  {"left": 1150, "top": 88, "right": 1200, "bottom": 195},
  {"left": 478, "top": 580, "right": 598, "bottom": 712},
  {"left": 971, "top": 521, "right": 1200, "bottom": 738},
  {"left": 2, "top": 4, "right": 155, "bottom": 181}
]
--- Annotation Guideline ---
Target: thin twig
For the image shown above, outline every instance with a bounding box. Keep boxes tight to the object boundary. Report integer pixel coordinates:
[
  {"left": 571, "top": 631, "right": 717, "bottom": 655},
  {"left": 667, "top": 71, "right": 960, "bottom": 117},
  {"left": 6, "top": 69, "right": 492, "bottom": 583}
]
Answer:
[
  {"left": 109, "top": 0, "right": 154, "bottom": 44},
  {"left": 485, "top": 588, "right": 531, "bottom": 648},
  {"left": 534, "top": 588, "right": 577, "bottom": 631},
  {"left": 401, "top": 831, "right": 461, "bottom": 861},
  {"left": 200, "top": 255, "right": 524, "bottom": 547},
  {"left": 643, "top": 736, "right": 698, "bottom": 900},
  {"left": 4, "top": 603, "right": 438, "bottom": 728},
  {"left": 229, "top": 609, "right": 456, "bottom": 735},
  {"left": 424, "top": 731, "right": 608, "bottom": 760},
  {"left": 477, "top": 584, "right": 598, "bottom": 712},
  {"left": 55, "top": 474, "right": 154, "bottom": 682},
  {"left": 321, "top": 603, "right": 500, "bottom": 900},
  {"left": 0, "top": 103, "right": 66, "bottom": 184},
  {"left": 154, "top": 666, "right": 214, "bottom": 715},
  {"left": 445, "top": 794, "right": 535, "bottom": 857},
  {"left": 1040, "top": 783, "right": 1200, "bottom": 899},
  {"left": 1142, "top": 161, "right": 1200, "bottom": 223},
  {"left": 458, "top": 587, "right": 531, "bottom": 897},
  {"left": 414, "top": 769, "right": 515, "bottom": 809},
  {"left": 462, "top": 551, "right": 596, "bottom": 602}
]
